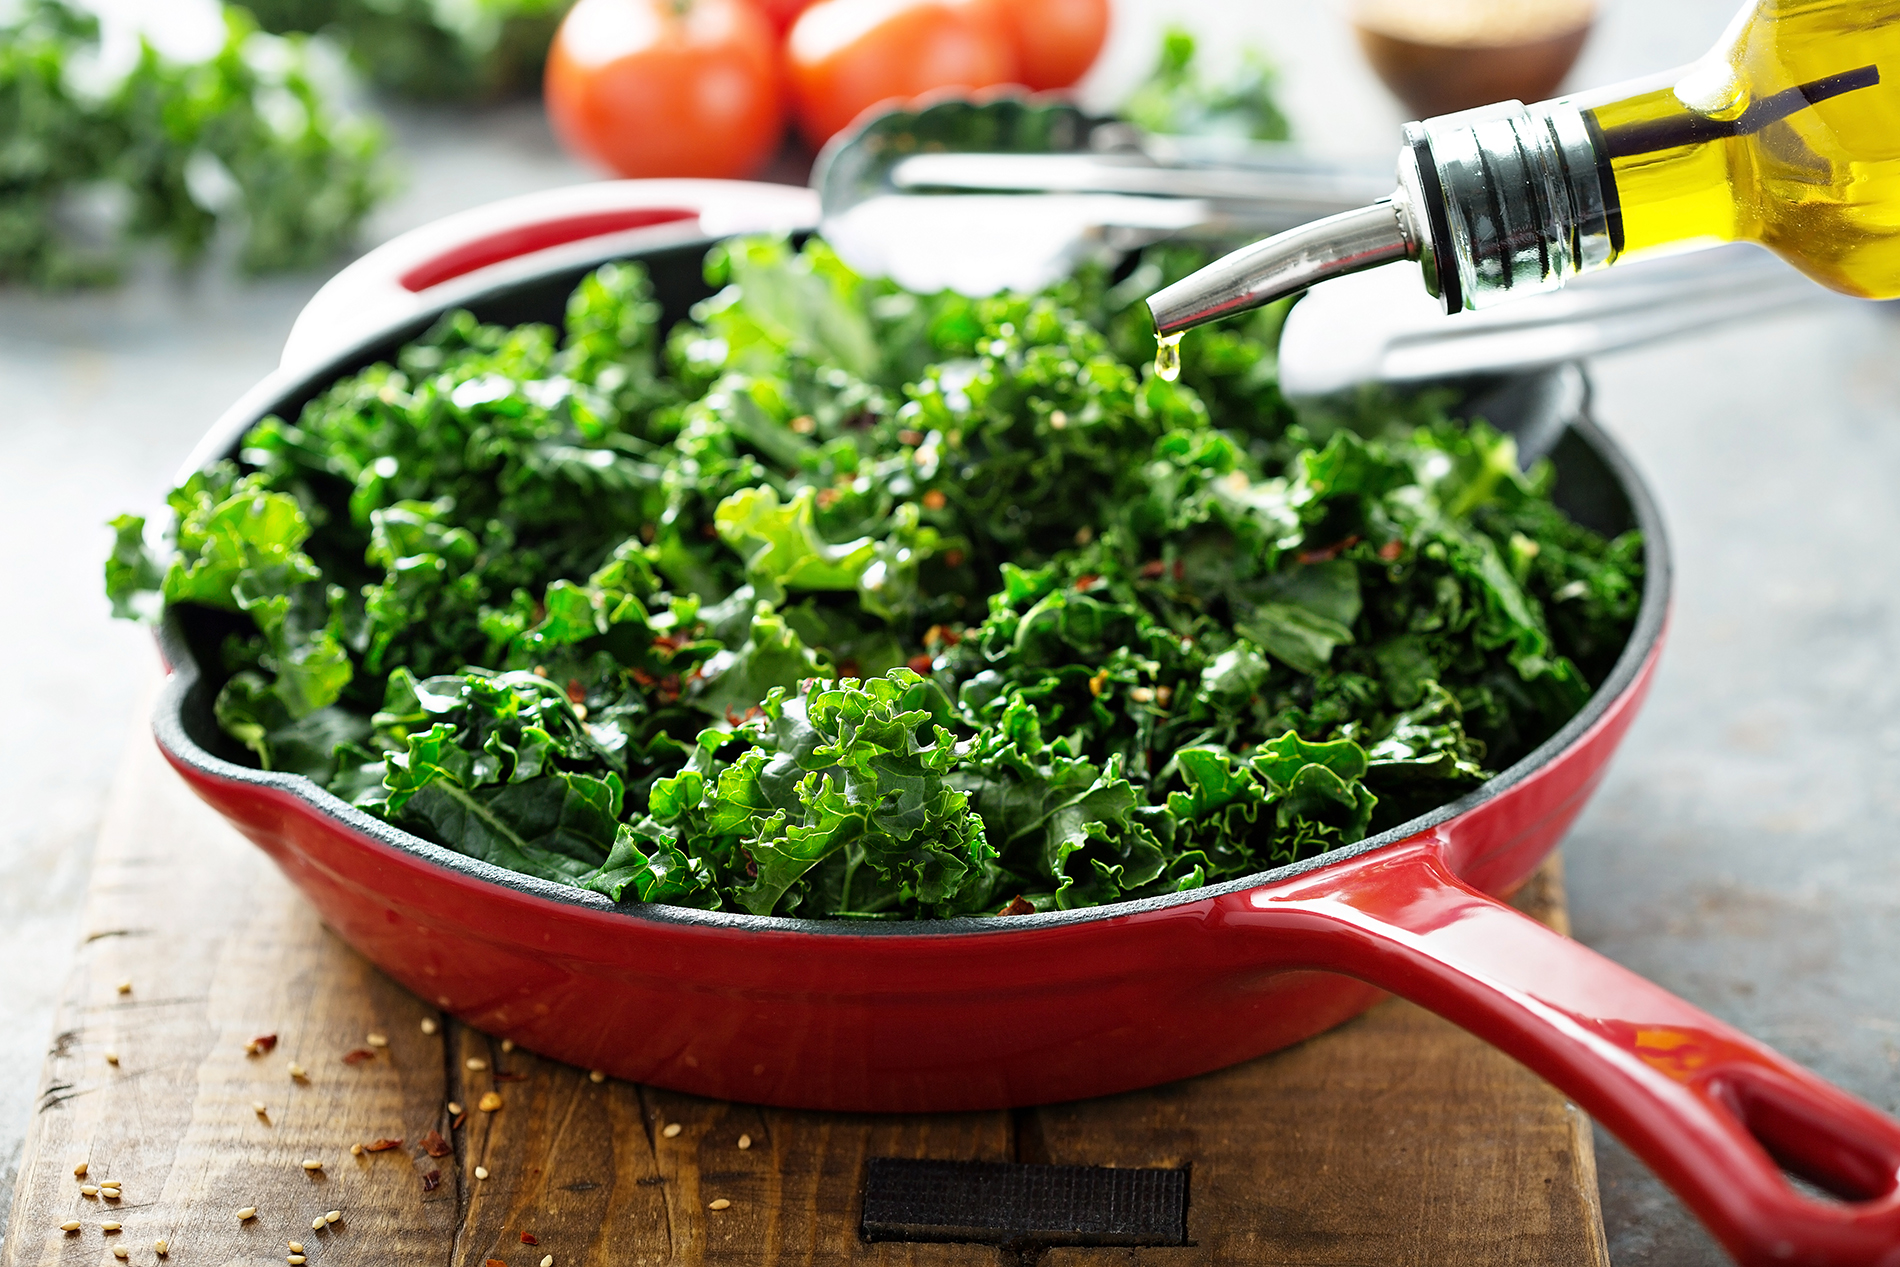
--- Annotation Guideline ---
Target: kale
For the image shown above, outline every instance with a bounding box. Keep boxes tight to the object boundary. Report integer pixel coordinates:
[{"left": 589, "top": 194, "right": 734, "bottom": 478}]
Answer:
[
  {"left": 237, "top": 0, "right": 572, "bottom": 101},
  {"left": 0, "top": 0, "right": 386, "bottom": 285},
  {"left": 107, "top": 238, "right": 1643, "bottom": 918},
  {"left": 1121, "top": 26, "right": 1293, "bottom": 143}
]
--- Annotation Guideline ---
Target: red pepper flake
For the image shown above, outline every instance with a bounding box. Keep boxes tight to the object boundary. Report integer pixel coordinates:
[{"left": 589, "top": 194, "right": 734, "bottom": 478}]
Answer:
[
  {"left": 897, "top": 429, "right": 925, "bottom": 446},
  {"left": 1297, "top": 535, "right": 1361, "bottom": 565},
  {"left": 520, "top": 1233, "right": 540, "bottom": 1246},
  {"left": 566, "top": 679, "right": 586, "bottom": 705},
  {"left": 421, "top": 1169, "right": 441, "bottom": 1193},
  {"left": 942, "top": 548, "right": 966, "bottom": 569},
  {"left": 652, "top": 634, "right": 680, "bottom": 653},
  {"left": 1172, "top": 560, "right": 1186, "bottom": 581},
  {"left": 244, "top": 1034, "right": 278, "bottom": 1056},
  {"left": 1378, "top": 540, "right": 1404, "bottom": 562},
  {"left": 998, "top": 896, "right": 1034, "bottom": 917},
  {"left": 629, "top": 668, "right": 656, "bottom": 687},
  {"left": 725, "top": 705, "right": 764, "bottom": 726},
  {"left": 365, "top": 1138, "right": 404, "bottom": 1152},
  {"left": 495, "top": 1072, "right": 529, "bottom": 1083},
  {"left": 342, "top": 1048, "right": 376, "bottom": 1066},
  {"left": 816, "top": 487, "right": 843, "bottom": 510},
  {"left": 921, "top": 489, "right": 947, "bottom": 511},
  {"left": 486, "top": 1261, "right": 507, "bottom": 1267},
  {"left": 639, "top": 524, "right": 656, "bottom": 543},
  {"left": 452, "top": 1113, "right": 467, "bottom": 1130},
  {"left": 922, "top": 624, "right": 961, "bottom": 649},
  {"left": 420, "top": 1130, "right": 452, "bottom": 1159},
  {"left": 906, "top": 654, "right": 934, "bottom": 675},
  {"left": 700, "top": 523, "right": 719, "bottom": 539},
  {"left": 1138, "top": 559, "right": 1167, "bottom": 579},
  {"left": 1074, "top": 574, "right": 1099, "bottom": 591},
  {"left": 836, "top": 659, "right": 861, "bottom": 679}
]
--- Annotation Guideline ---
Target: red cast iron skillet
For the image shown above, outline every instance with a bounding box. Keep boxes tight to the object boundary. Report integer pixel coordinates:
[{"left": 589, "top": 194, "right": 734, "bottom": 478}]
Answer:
[{"left": 151, "top": 180, "right": 1900, "bottom": 1266}]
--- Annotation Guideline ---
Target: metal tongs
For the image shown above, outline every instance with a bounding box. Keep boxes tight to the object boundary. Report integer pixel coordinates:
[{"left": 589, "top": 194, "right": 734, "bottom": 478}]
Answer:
[{"left": 812, "top": 97, "right": 1834, "bottom": 394}]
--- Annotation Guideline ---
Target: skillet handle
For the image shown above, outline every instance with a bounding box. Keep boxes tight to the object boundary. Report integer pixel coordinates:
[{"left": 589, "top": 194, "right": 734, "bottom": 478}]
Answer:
[
  {"left": 1237, "top": 836, "right": 1900, "bottom": 1267},
  {"left": 280, "top": 178, "right": 819, "bottom": 374}
]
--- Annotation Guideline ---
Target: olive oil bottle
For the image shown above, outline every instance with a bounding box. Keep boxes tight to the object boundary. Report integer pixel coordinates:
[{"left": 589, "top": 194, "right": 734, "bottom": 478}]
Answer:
[{"left": 1148, "top": 0, "right": 1900, "bottom": 341}]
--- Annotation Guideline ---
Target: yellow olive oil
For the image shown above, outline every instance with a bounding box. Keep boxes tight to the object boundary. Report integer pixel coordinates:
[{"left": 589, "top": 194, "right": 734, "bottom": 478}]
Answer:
[
  {"left": 1576, "top": 0, "right": 1900, "bottom": 297},
  {"left": 1153, "top": 331, "right": 1183, "bottom": 381}
]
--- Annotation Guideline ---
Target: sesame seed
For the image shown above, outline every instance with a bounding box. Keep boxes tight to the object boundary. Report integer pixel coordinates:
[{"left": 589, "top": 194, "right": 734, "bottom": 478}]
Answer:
[
  {"left": 116, "top": 982, "right": 132, "bottom": 995},
  {"left": 465, "top": 1058, "right": 488, "bottom": 1071},
  {"left": 708, "top": 1198, "right": 731, "bottom": 1210},
  {"left": 541, "top": 1257, "right": 554, "bottom": 1267},
  {"left": 102, "top": 1221, "right": 122, "bottom": 1231},
  {"left": 99, "top": 1180, "right": 120, "bottom": 1189},
  {"left": 500, "top": 1039, "right": 514, "bottom": 1053},
  {"left": 588, "top": 1070, "right": 605, "bottom": 1083},
  {"left": 312, "top": 1218, "right": 325, "bottom": 1231},
  {"left": 237, "top": 1207, "right": 257, "bottom": 1221},
  {"left": 82, "top": 1186, "right": 99, "bottom": 1196},
  {"left": 289, "top": 1242, "right": 303, "bottom": 1252},
  {"left": 350, "top": 1143, "right": 363, "bottom": 1156},
  {"left": 289, "top": 1256, "right": 307, "bottom": 1265},
  {"left": 60, "top": 1220, "right": 80, "bottom": 1232},
  {"left": 738, "top": 1134, "right": 752, "bottom": 1150},
  {"left": 325, "top": 1210, "right": 341, "bottom": 1223},
  {"left": 73, "top": 1162, "right": 88, "bottom": 1178},
  {"left": 474, "top": 1166, "right": 489, "bottom": 1180},
  {"left": 366, "top": 1033, "right": 388, "bottom": 1048},
  {"left": 288, "top": 1063, "right": 307, "bottom": 1079},
  {"left": 113, "top": 1247, "right": 128, "bottom": 1259},
  {"left": 253, "top": 1101, "right": 267, "bottom": 1114},
  {"left": 661, "top": 1123, "right": 682, "bottom": 1138},
  {"left": 104, "top": 1052, "right": 119, "bottom": 1066},
  {"left": 155, "top": 1240, "right": 168, "bottom": 1256},
  {"left": 478, "top": 1092, "right": 502, "bottom": 1112},
  {"left": 420, "top": 1018, "right": 438, "bottom": 1035},
  {"left": 301, "top": 1159, "right": 323, "bottom": 1171},
  {"left": 446, "top": 1101, "right": 463, "bottom": 1115}
]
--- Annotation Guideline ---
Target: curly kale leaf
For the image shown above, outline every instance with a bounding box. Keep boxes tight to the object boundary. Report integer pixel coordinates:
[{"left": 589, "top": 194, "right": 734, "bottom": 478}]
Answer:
[{"left": 107, "top": 237, "right": 1643, "bottom": 920}]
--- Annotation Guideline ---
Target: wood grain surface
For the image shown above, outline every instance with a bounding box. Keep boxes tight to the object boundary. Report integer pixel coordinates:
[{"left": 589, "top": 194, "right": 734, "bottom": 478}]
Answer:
[{"left": 2, "top": 729, "right": 1608, "bottom": 1267}]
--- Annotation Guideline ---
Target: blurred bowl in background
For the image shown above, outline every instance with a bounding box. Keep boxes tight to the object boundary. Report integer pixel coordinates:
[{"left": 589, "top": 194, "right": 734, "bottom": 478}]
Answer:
[{"left": 1351, "top": 0, "right": 1595, "bottom": 119}]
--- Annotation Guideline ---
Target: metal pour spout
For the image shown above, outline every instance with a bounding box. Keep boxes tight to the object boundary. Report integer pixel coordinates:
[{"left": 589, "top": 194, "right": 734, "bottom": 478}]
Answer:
[
  {"left": 1146, "top": 198, "right": 1418, "bottom": 338},
  {"left": 1147, "top": 98, "right": 1627, "bottom": 339}
]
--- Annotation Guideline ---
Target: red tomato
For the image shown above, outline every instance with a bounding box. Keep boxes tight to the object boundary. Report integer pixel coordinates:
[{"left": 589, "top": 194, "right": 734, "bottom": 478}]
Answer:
[
  {"left": 999, "top": 0, "right": 1108, "bottom": 91},
  {"left": 545, "top": 0, "right": 784, "bottom": 180},
  {"left": 786, "top": 0, "right": 1019, "bottom": 149},
  {"left": 747, "top": 0, "right": 816, "bottom": 36}
]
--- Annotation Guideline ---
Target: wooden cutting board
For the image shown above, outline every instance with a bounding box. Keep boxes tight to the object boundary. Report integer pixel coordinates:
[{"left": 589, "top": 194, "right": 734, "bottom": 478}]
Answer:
[{"left": 2, "top": 721, "right": 1609, "bottom": 1267}]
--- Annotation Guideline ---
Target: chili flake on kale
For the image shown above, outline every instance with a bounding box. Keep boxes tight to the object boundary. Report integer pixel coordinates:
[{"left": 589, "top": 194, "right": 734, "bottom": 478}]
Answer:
[{"left": 106, "top": 236, "right": 1643, "bottom": 918}]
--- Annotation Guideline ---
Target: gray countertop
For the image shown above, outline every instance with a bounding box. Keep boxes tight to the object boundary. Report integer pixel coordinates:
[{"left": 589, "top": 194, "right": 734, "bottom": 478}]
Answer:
[{"left": 4, "top": 2, "right": 1893, "bottom": 1263}]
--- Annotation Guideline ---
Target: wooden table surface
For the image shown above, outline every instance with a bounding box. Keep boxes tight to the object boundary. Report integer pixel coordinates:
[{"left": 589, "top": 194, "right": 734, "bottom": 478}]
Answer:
[{"left": 3, "top": 726, "right": 1610, "bottom": 1267}]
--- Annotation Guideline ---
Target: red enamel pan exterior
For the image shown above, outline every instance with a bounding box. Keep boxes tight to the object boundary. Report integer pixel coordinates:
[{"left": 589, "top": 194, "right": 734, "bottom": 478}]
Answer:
[{"left": 152, "top": 180, "right": 1900, "bottom": 1267}]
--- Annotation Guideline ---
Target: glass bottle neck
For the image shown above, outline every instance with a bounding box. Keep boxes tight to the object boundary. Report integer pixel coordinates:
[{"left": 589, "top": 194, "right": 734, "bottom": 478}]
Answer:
[{"left": 1400, "top": 98, "right": 1621, "bottom": 312}]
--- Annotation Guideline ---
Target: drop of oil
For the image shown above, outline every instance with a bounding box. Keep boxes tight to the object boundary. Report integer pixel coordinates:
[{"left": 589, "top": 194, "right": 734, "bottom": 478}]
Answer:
[{"left": 1153, "top": 331, "right": 1183, "bottom": 382}]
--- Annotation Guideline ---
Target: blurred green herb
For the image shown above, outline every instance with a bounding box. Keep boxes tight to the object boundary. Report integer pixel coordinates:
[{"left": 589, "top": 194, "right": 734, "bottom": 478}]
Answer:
[
  {"left": 238, "top": 0, "right": 572, "bottom": 100},
  {"left": 1122, "top": 25, "right": 1292, "bottom": 142},
  {"left": 107, "top": 239, "right": 1642, "bottom": 918},
  {"left": 0, "top": 0, "right": 387, "bottom": 285}
]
